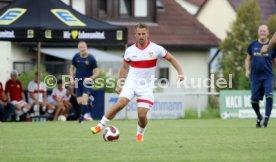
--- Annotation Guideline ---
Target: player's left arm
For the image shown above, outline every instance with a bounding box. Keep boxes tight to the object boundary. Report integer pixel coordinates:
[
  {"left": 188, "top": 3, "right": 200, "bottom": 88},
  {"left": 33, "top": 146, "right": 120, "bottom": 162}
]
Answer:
[
  {"left": 164, "top": 52, "right": 184, "bottom": 81},
  {"left": 90, "top": 67, "right": 100, "bottom": 80}
]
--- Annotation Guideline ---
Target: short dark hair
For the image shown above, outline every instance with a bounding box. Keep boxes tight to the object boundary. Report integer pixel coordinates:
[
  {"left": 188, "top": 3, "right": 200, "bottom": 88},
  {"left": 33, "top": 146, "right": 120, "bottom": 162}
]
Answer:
[
  {"left": 135, "top": 23, "right": 148, "bottom": 31},
  {"left": 57, "top": 79, "right": 63, "bottom": 84}
]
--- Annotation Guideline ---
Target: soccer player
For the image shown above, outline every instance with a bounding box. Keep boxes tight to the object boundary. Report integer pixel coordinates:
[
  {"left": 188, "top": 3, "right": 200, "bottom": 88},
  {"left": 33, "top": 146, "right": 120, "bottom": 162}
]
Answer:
[
  {"left": 69, "top": 41, "right": 100, "bottom": 123},
  {"left": 5, "top": 70, "right": 31, "bottom": 121},
  {"left": 90, "top": 23, "right": 184, "bottom": 141},
  {"left": 245, "top": 24, "right": 276, "bottom": 128}
]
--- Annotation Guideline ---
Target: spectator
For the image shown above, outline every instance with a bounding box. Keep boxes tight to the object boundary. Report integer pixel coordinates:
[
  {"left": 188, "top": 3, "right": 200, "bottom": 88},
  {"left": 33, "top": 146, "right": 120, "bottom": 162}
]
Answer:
[
  {"left": 5, "top": 70, "right": 31, "bottom": 121},
  {"left": 49, "top": 79, "right": 72, "bottom": 120},
  {"left": 27, "top": 72, "right": 54, "bottom": 116}
]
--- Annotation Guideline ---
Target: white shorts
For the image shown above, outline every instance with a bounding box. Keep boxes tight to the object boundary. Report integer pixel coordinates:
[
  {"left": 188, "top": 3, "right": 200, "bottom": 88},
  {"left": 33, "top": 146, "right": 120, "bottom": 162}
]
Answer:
[
  {"left": 11, "top": 100, "right": 28, "bottom": 108},
  {"left": 119, "top": 78, "right": 154, "bottom": 109}
]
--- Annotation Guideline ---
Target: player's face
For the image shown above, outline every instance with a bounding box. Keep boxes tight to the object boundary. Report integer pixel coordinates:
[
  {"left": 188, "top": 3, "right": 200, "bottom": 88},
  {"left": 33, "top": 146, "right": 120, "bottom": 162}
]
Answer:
[
  {"left": 258, "top": 26, "right": 269, "bottom": 41},
  {"left": 135, "top": 28, "right": 148, "bottom": 46},
  {"left": 78, "top": 42, "right": 88, "bottom": 55}
]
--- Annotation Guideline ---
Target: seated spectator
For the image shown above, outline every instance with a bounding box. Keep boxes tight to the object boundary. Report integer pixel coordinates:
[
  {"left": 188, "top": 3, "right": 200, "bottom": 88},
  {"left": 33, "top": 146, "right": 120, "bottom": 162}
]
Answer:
[
  {"left": 27, "top": 72, "right": 55, "bottom": 116},
  {"left": 49, "top": 79, "right": 72, "bottom": 120},
  {"left": 5, "top": 70, "right": 31, "bottom": 121},
  {"left": 0, "top": 80, "right": 15, "bottom": 122}
]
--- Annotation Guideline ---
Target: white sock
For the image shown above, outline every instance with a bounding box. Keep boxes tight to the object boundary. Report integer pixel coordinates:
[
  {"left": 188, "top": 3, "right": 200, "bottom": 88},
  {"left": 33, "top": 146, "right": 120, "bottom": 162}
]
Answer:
[
  {"left": 97, "top": 116, "right": 110, "bottom": 128},
  {"left": 137, "top": 124, "right": 146, "bottom": 135}
]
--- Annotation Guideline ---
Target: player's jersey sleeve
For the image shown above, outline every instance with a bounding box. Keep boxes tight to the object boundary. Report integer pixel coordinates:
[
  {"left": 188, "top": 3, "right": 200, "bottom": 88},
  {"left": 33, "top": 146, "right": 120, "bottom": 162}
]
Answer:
[
  {"left": 247, "top": 41, "right": 253, "bottom": 56},
  {"left": 89, "top": 55, "right": 98, "bottom": 69},
  {"left": 123, "top": 48, "right": 131, "bottom": 63},
  {"left": 156, "top": 45, "right": 168, "bottom": 58},
  {"left": 72, "top": 53, "right": 78, "bottom": 67},
  {"left": 51, "top": 87, "right": 57, "bottom": 97}
]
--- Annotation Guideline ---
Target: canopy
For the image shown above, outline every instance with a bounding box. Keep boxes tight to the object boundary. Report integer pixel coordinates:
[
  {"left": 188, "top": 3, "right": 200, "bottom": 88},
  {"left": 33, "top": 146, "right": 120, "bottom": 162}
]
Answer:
[
  {"left": 0, "top": 0, "right": 127, "bottom": 80},
  {"left": 41, "top": 48, "right": 122, "bottom": 62},
  {"left": 0, "top": 0, "right": 127, "bottom": 44}
]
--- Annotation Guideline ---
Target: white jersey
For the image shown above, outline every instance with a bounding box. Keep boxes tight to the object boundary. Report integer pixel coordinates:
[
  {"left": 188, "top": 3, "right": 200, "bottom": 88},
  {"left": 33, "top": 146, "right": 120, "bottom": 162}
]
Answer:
[
  {"left": 124, "top": 41, "right": 168, "bottom": 81},
  {"left": 120, "top": 41, "right": 168, "bottom": 109},
  {"left": 49, "top": 87, "right": 67, "bottom": 105},
  {"left": 27, "top": 80, "right": 47, "bottom": 104}
]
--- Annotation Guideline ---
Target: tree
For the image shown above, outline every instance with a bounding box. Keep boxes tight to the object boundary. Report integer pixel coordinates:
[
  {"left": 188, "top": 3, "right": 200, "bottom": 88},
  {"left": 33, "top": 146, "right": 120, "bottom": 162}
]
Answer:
[
  {"left": 266, "top": 15, "right": 276, "bottom": 35},
  {"left": 219, "top": 0, "right": 261, "bottom": 89}
]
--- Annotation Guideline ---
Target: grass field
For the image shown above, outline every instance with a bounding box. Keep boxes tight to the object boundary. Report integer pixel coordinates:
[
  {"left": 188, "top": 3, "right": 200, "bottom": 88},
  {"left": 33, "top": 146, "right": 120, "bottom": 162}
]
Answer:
[{"left": 0, "top": 119, "right": 276, "bottom": 162}]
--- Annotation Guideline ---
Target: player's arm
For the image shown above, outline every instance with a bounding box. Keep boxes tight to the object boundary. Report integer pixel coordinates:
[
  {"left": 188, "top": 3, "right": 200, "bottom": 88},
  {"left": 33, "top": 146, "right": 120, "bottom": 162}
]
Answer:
[
  {"left": 261, "top": 32, "right": 276, "bottom": 54},
  {"left": 116, "top": 61, "right": 129, "bottom": 94},
  {"left": 164, "top": 52, "right": 184, "bottom": 81},
  {"left": 90, "top": 67, "right": 100, "bottom": 80},
  {"left": 69, "top": 64, "right": 75, "bottom": 84},
  {"left": 245, "top": 53, "right": 251, "bottom": 78}
]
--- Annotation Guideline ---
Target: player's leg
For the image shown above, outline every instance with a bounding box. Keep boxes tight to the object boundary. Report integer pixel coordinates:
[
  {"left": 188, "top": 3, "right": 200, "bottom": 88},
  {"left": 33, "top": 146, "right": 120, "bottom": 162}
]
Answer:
[
  {"left": 263, "top": 78, "right": 274, "bottom": 128},
  {"left": 251, "top": 80, "right": 263, "bottom": 127},
  {"left": 135, "top": 95, "right": 154, "bottom": 142},
  {"left": 91, "top": 80, "right": 135, "bottom": 134},
  {"left": 90, "top": 97, "right": 130, "bottom": 134}
]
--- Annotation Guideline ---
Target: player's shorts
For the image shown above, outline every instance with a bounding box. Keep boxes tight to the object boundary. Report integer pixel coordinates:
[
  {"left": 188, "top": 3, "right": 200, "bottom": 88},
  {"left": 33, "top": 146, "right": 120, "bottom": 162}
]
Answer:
[
  {"left": 75, "top": 80, "right": 92, "bottom": 97},
  {"left": 251, "top": 77, "right": 274, "bottom": 101},
  {"left": 119, "top": 78, "right": 154, "bottom": 109},
  {"left": 11, "top": 100, "right": 28, "bottom": 108}
]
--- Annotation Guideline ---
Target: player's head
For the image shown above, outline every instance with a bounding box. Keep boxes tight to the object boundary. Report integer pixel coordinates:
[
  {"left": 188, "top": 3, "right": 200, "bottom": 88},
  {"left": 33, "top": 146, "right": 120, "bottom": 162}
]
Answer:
[
  {"left": 10, "top": 70, "right": 18, "bottom": 81},
  {"left": 258, "top": 24, "right": 269, "bottom": 41},
  {"left": 135, "top": 23, "right": 149, "bottom": 46},
  {"left": 57, "top": 78, "right": 63, "bottom": 89},
  {"left": 34, "top": 72, "right": 42, "bottom": 82},
  {"left": 78, "top": 41, "right": 88, "bottom": 55}
]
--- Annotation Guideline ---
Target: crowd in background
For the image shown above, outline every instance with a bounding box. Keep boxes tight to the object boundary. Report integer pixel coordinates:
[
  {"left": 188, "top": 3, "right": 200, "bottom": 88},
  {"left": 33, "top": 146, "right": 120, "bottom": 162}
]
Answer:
[{"left": 0, "top": 70, "right": 92, "bottom": 122}]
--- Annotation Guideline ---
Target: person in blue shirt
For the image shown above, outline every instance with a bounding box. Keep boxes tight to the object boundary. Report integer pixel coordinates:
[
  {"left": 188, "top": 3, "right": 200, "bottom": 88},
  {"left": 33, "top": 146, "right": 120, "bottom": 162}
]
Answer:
[
  {"left": 69, "top": 41, "right": 100, "bottom": 123},
  {"left": 245, "top": 25, "right": 276, "bottom": 128}
]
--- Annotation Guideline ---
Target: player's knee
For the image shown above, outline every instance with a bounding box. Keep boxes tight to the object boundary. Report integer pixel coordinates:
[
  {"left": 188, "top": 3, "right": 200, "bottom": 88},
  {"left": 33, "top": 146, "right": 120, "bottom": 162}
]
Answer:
[
  {"left": 251, "top": 100, "right": 259, "bottom": 104},
  {"left": 138, "top": 112, "right": 147, "bottom": 120},
  {"left": 115, "top": 99, "right": 128, "bottom": 110},
  {"left": 266, "top": 95, "right": 273, "bottom": 99}
]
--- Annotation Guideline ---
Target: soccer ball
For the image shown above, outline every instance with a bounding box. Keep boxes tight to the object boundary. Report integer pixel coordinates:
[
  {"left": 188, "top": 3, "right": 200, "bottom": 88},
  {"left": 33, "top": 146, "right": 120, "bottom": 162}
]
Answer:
[
  {"left": 103, "top": 126, "right": 120, "bottom": 141},
  {"left": 221, "top": 112, "right": 231, "bottom": 119},
  {"left": 58, "top": 115, "right": 67, "bottom": 122}
]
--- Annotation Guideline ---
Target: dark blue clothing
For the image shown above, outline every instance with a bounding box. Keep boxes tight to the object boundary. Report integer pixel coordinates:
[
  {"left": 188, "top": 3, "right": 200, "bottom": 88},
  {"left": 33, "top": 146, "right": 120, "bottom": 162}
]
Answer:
[
  {"left": 72, "top": 53, "right": 98, "bottom": 79},
  {"left": 247, "top": 40, "right": 276, "bottom": 80},
  {"left": 247, "top": 40, "right": 276, "bottom": 100},
  {"left": 72, "top": 53, "right": 98, "bottom": 97}
]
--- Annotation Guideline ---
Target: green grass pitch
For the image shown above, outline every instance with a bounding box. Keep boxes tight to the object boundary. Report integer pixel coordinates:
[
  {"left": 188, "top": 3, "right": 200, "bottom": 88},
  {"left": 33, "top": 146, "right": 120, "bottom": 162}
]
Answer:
[{"left": 0, "top": 119, "right": 276, "bottom": 162}]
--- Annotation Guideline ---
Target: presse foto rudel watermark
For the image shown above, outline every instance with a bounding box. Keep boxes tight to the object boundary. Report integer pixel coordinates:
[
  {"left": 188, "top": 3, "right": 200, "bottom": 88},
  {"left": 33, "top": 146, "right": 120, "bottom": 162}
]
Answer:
[{"left": 44, "top": 74, "right": 233, "bottom": 89}]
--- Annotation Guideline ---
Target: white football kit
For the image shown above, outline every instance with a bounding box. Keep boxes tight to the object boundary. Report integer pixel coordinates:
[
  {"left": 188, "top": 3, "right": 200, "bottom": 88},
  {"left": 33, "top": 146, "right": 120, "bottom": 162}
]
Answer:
[
  {"left": 120, "top": 41, "right": 168, "bottom": 109},
  {"left": 27, "top": 80, "right": 47, "bottom": 104},
  {"left": 48, "top": 87, "right": 67, "bottom": 106}
]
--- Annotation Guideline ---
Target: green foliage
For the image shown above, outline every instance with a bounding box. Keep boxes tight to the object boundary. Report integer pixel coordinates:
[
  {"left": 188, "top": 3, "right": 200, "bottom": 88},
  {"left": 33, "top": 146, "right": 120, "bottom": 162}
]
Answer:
[
  {"left": 93, "top": 70, "right": 117, "bottom": 93},
  {"left": 17, "top": 65, "right": 50, "bottom": 89},
  {"left": 219, "top": 0, "right": 261, "bottom": 89},
  {"left": 266, "top": 15, "right": 276, "bottom": 34}
]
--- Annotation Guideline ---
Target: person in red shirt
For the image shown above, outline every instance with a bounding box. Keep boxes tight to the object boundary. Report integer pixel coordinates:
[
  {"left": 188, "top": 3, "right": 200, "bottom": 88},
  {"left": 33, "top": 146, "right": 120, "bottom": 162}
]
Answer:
[{"left": 5, "top": 70, "right": 30, "bottom": 121}]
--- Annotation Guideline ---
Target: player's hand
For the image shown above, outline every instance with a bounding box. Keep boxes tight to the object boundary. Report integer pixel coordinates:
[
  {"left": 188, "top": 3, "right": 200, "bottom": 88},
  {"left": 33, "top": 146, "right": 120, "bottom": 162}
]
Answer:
[
  {"left": 261, "top": 45, "right": 268, "bottom": 54},
  {"left": 245, "top": 70, "right": 250, "bottom": 79},
  {"left": 84, "top": 77, "right": 93, "bottom": 83},
  {"left": 178, "top": 74, "right": 185, "bottom": 81},
  {"left": 115, "top": 87, "right": 122, "bottom": 94}
]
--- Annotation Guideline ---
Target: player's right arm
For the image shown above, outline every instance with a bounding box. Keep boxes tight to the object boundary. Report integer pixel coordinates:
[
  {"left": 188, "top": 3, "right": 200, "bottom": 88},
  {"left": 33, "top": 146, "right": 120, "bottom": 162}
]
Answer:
[
  {"left": 116, "top": 61, "right": 129, "bottom": 94},
  {"left": 69, "top": 64, "right": 75, "bottom": 85},
  {"left": 245, "top": 54, "right": 251, "bottom": 79},
  {"left": 261, "top": 32, "right": 276, "bottom": 54}
]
